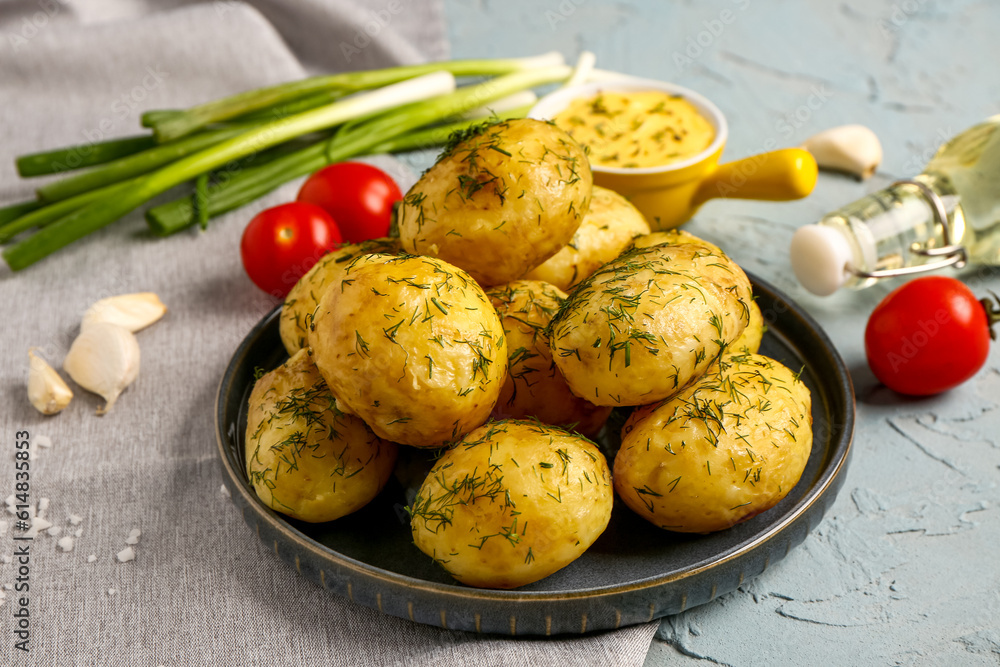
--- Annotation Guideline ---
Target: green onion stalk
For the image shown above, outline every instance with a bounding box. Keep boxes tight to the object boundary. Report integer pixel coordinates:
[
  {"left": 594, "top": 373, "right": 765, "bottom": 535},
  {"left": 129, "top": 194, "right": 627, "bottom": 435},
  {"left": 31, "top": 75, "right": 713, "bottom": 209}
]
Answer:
[
  {"left": 145, "top": 71, "right": 564, "bottom": 235},
  {"left": 142, "top": 52, "right": 565, "bottom": 142}
]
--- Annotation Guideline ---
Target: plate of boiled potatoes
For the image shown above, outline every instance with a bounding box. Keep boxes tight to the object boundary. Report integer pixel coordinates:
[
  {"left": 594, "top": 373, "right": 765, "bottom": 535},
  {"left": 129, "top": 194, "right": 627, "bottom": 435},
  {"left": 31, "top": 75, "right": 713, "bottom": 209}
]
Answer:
[{"left": 216, "top": 118, "right": 854, "bottom": 636}]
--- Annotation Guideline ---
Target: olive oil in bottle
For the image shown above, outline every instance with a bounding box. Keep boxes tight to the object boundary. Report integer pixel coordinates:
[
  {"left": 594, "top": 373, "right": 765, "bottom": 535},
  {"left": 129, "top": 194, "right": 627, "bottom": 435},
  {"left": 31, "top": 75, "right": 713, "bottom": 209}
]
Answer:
[{"left": 791, "top": 116, "right": 1000, "bottom": 295}]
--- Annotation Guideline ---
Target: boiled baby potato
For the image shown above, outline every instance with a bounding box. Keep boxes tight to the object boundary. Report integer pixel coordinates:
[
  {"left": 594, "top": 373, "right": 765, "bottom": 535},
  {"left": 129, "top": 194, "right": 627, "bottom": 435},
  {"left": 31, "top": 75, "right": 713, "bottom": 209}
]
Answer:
[
  {"left": 308, "top": 253, "right": 507, "bottom": 448},
  {"left": 410, "top": 420, "right": 613, "bottom": 589},
  {"left": 524, "top": 185, "right": 650, "bottom": 291},
  {"left": 628, "top": 229, "right": 765, "bottom": 354},
  {"left": 279, "top": 237, "right": 400, "bottom": 355},
  {"left": 614, "top": 352, "right": 812, "bottom": 533},
  {"left": 245, "top": 348, "right": 397, "bottom": 523},
  {"left": 549, "top": 244, "right": 753, "bottom": 406},
  {"left": 487, "top": 280, "right": 611, "bottom": 437},
  {"left": 729, "top": 297, "right": 765, "bottom": 354},
  {"left": 397, "top": 118, "right": 592, "bottom": 287}
]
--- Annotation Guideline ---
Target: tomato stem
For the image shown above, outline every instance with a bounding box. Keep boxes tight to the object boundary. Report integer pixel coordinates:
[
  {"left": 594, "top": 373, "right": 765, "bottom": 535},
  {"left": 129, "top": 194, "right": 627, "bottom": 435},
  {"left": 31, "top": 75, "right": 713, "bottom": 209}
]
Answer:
[{"left": 981, "top": 294, "right": 1000, "bottom": 341}]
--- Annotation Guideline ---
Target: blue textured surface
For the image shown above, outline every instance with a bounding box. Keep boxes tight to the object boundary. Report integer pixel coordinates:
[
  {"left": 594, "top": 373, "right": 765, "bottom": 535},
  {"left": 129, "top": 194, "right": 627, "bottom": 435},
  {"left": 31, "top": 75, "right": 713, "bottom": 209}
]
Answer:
[{"left": 444, "top": 1, "right": 1000, "bottom": 664}]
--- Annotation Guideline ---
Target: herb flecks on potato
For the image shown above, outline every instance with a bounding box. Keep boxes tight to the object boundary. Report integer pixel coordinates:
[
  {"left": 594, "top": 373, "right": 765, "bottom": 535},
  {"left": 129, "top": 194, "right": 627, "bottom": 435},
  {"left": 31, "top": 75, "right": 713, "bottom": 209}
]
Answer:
[
  {"left": 525, "top": 185, "right": 650, "bottom": 291},
  {"left": 308, "top": 252, "right": 508, "bottom": 448},
  {"left": 397, "top": 118, "right": 592, "bottom": 287},
  {"left": 549, "top": 243, "right": 753, "bottom": 406},
  {"left": 280, "top": 237, "right": 401, "bottom": 356},
  {"left": 614, "top": 352, "right": 812, "bottom": 533},
  {"left": 409, "top": 420, "right": 613, "bottom": 589},
  {"left": 487, "top": 280, "right": 611, "bottom": 436},
  {"left": 245, "top": 348, "right": 397, "bottom": 523}
]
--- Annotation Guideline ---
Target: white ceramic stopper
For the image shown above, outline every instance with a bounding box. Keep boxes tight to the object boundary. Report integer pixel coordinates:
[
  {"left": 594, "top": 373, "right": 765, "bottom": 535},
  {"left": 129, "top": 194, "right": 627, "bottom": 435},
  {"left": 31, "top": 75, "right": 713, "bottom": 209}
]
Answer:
[{"left": 790, "top": 224, "right": 854, "bottom": 296}]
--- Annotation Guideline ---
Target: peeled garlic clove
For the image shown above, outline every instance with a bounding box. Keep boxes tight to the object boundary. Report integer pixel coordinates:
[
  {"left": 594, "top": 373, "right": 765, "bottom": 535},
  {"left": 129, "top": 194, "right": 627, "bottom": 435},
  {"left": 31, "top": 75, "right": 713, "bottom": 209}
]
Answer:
[
  {"left": 63, "top": 322, "right": 140, "bottom": 415},
  {"left": 81, "top": 292, "right": 166, "bottom": 333},
  {"left": 802, "top": 125, "right": 883, "bottom": 180},
  {"left": 28, "top": 348, "right": 73, "bottom": 415}
]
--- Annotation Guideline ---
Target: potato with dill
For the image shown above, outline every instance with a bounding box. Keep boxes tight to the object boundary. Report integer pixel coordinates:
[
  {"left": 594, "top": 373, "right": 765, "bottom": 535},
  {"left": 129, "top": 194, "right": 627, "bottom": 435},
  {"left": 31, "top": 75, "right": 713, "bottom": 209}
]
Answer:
[
  {"left": 614, "top": 352, "right": 812, "bottom": 533},
  {"left": 409, "top": 420, "right": 613, "bottom": 589},
  {"left": 627, "top": 230, "right": 765, "bottom": 354},
  {"left": 549, "top": 243, "right": 753, "bottom": 406},
  {"left": 245, "top": 348, "right": 397, "bottom": 523},
  {"left": 487, "top": 280, "right": 611, "bottom": 436},
  {"left": 524, "top": 185, "right": 650, "bottom": 291},
  {"left": 396, "top": 118, "right": 592, "bottom": 287},
  {"left": 279, "top": 237, "right": 400, "bottom": 355},
  {"left": 308, "top": 252, "right": 507, "bottom": 448}
]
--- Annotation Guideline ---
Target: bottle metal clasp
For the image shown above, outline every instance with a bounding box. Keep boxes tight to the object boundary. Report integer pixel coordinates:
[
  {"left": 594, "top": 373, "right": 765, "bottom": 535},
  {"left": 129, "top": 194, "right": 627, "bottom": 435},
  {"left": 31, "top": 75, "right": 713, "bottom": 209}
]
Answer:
[{"left": 849, "top": 178, "right": 968, "bottom": 280}]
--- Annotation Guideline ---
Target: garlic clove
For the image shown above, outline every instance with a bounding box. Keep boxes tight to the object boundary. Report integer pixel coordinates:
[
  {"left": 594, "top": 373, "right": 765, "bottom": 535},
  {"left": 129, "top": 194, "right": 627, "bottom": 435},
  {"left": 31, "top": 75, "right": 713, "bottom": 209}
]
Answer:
[
  {"left": 801, "top": 125, "right": 883, "bottom": 180},
  {"left": 63, "top": 322, "right": 140, "bottom": 415},
  {"left": 28, "top": 348, "right": 73, "bottom": 415},
  {"left": 81, "top": 292, "right": 167, "bottom": 333}
]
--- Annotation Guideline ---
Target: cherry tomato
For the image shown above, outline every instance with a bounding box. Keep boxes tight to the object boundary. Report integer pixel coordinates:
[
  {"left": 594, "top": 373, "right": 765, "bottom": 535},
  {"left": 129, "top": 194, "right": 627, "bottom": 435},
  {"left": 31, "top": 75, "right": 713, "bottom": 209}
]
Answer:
[
  {"left": 864, "top": 276, "right": 997, "bottom": 396},
  {"left": 296, "top": 162, "right": 402, "bottom": 243},
  {"left": 240, "top": 202, "right": 342, "bottom": 298}
]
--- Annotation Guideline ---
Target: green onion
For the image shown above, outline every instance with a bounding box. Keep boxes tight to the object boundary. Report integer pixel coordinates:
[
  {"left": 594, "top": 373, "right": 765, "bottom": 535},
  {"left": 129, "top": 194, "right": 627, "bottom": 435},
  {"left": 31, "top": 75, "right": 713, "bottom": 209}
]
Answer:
[
  {"left": 3, "top": 71, "right": 457, "bottom": 270},
  {"left": 142, "top": 53, "right": 564, "bottom": 142},
  {"left": 144, "top": 66, "right": 569, "bottom": 235},
  {"left": 35, "top": 127, "right": 248, "bottom": 203},
  {"left": 0, "top": 200, "right": 42, "bottom": 226},
  {"left": 0, "top": 180, "right": 137, "bottom": 244},
  {"left": 15, "top": 135, "right": 157, "bottom": 177}
]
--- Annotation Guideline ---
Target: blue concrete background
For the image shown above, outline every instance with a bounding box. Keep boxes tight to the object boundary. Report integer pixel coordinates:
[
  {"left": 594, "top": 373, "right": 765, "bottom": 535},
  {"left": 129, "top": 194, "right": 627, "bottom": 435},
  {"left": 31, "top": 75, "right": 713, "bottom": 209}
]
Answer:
[{"left": 443, "top": 1, "right": 1000, "bottom": 664}]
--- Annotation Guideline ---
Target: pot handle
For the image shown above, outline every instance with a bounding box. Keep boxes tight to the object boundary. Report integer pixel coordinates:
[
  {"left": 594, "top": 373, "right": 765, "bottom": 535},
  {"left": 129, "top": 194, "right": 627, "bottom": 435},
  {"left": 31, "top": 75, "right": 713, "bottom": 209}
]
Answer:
[{"left": 692, "top": 148, "right": 817, "bottom": 207}]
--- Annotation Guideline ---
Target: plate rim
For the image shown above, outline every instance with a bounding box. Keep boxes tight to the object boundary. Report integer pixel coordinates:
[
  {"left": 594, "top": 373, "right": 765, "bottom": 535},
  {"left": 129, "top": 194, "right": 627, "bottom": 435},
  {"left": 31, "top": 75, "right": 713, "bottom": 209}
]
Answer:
[{"left": 215, "top": 271, "right": 855, "bottom": 615}]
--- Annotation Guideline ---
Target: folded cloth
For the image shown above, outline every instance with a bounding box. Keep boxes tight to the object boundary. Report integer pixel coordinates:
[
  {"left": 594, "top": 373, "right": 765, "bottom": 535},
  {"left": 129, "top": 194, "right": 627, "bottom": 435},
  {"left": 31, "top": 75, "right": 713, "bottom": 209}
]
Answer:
[{"left": 0, "top": 2, "right": 658, "bottom": 665}]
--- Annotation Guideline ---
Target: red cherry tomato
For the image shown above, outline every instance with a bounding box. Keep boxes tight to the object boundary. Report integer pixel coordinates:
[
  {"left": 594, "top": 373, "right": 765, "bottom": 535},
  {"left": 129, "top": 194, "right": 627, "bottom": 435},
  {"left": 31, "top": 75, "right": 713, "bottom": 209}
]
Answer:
[
  {"left": 296, "top": 162, "right": 402, "bottom": 243},
  {"left": 864, "top": 276, "right": 997, "bottom": 396},
  {"left": 240, "top": 202, "right": 342, "bottom": 298}
]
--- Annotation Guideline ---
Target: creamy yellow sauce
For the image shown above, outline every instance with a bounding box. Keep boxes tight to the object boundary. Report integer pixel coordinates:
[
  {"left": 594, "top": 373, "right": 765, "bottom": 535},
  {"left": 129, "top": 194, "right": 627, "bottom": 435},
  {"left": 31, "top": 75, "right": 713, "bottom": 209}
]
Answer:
[{"left": 553, "top": 90, "right": 715, "bottom": 169}]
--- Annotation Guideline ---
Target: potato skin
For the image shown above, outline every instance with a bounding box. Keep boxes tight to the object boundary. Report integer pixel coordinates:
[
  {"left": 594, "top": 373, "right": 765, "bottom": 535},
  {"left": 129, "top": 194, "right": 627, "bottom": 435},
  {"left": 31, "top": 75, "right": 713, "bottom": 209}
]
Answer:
[
  {"left": 627, "top": 228, "right": 723, "bottom": 255},
  {"left": 397, "top": 119, "right": 592, "bottom": 287},
  {"left": 245, "top": 349, "right": 397, "bottom": 523},
  {"left": 524, "top": 186, "right": 650, "bottom": 291},
  {"left": 549, "top": 244, "right": 753, "bottom": 406},
  {"left": 279, "top": 237, "right": 400, "bottom": 355},
  {"left": 410, "top": 420, "right": 613, "bottom": 589},
  {"left": 627, "top": 229, "right": 764, "bottom": 354},
  {"left": 308, "top": 253, "right": 508, "bottom": 448},
  {"left": 487, "top": 280, "right": 611, "bottom": 437},
  {"left": 614, "top": 352, "right": 812, "bottom": 533}
]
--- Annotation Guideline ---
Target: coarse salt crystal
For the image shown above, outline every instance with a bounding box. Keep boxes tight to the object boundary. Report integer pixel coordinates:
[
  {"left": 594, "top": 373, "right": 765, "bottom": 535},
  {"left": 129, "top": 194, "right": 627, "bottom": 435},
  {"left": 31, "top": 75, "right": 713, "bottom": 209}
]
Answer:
[
  {"left": 220, "top": 484, "right": 230, "bottom": 497},
  {"left": 5, "top": 495, "right": 17, "bottom": 515},
  {"left": 87, "top": 555, "right": 97, "bottom": 563},
  {"left": 37, "top": 498, "right": 49, "bottom": 519},
  {"left": 0, "top": 521, "right": 7, "bottom": 537},
  {"left": 125, "top": 528, "right": 141, "bottom": 545},
  {"left": 74, "top": 528, "right": 83, "bottom": 538},
  {"left": 36, "top": 435, "right": 52, "bottom": 449},
  {"left": 69, "top": 514, "right": 83, "bottom": 526},
  {"left": 1, "top": 556, "right": 11, "bottom": 565},
  {"left": 47, "top": 526, "right": 62, "bottom": 537},
  {"left": 57, "top": 536, "right": 74, "bottom": 552},
  {"left": 108, "top": 588, "right": 116, "bottom": 596},
  {"left": 116, "top": 546, "right": 135, "bottom": 563},
  {"left": 26, "top": 515, "right": 51, "bottom": 539}
]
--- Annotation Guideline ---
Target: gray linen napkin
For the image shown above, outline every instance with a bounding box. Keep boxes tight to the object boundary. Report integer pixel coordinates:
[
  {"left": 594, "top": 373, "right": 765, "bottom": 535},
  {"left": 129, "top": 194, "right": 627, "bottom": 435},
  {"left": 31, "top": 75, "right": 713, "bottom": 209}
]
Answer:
[{"left": 0, "top": 2, "right": 659, "bottom": 664}]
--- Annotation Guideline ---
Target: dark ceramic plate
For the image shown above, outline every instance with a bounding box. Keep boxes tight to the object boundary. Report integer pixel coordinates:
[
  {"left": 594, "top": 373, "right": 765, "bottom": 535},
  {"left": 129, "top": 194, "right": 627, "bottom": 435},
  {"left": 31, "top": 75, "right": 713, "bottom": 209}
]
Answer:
[{"left": 216, "top": 272, "right": 854, "bottom": 636}]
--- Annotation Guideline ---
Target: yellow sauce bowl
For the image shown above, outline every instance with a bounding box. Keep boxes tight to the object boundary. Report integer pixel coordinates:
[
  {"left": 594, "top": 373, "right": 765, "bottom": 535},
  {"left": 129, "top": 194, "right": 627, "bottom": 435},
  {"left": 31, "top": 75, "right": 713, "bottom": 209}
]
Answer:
[{"left": 528, "top": 77, "right": 817, "bottom": 230}]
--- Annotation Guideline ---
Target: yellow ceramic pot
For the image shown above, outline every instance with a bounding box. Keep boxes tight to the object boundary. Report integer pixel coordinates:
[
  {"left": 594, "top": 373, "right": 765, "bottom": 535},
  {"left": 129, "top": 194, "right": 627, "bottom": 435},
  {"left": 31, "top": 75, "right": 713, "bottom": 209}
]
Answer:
[{"left": 528, "top": 77, "right": 817, "bottom": 230}]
